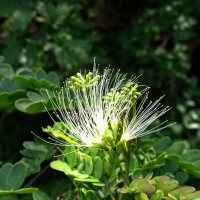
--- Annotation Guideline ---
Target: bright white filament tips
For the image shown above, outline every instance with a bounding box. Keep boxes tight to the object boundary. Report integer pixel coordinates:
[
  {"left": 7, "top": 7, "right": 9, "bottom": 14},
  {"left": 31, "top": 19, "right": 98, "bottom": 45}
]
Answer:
[{"left": 121, "top": 94, "right": 174, "bottom": 142}]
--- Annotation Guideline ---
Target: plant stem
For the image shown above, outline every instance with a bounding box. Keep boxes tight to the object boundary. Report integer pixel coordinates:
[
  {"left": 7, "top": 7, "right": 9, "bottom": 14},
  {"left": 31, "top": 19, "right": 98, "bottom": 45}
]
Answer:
[
  {"left": 24, "top": 161, "right": 51, "bottom": 187},
  {"left": 109, "top": 189, "right": 116, "bottom": 200},
  {"left": 116, "top": 152, "right": 129, "bottom": 186},
  {"left": 124, "top": 141, "right": 131, "bottom": 181}
]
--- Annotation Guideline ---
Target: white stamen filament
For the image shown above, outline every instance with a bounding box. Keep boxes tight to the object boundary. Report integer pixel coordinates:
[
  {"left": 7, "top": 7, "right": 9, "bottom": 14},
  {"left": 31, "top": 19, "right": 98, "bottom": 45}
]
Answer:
[{"left": 121, "top": 93, "right": 174, "bottom": 141}]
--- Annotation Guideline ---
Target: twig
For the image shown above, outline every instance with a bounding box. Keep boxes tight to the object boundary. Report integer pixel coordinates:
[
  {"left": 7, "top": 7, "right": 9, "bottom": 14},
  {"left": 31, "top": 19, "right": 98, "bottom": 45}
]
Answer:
[
  {"left": 0, "top": 112, "right": 6, "bottom": 133},
  {"left": 24, "top": 161, "right": 52, "bottom": 188}
]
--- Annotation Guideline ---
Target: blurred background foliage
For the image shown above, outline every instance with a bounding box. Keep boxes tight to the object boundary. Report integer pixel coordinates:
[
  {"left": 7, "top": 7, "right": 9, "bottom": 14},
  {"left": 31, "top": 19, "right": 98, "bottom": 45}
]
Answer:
[{"left": 0, "top": 0, "right": 200, "bottom": 199}]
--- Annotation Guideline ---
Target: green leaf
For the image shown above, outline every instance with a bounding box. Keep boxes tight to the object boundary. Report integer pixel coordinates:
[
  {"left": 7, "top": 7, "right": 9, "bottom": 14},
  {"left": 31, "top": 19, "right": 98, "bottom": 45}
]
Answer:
[
  {"left": 129, "top": 155, "right": 139, "bottom": 170},
  {"left": 78, "top": 152, "right": 93, "bottom": 175},
  {"left": 27, "top": 91, "right": 45, "bottom": 102},
  {"left": 88, "top": 147, "right": 99, "bottom": 158},
  {"left": 154, "top": 136, "right": 172, "bottom": 151},
  {"left": 50, "top": 160, "right": 70, "bottom": 171},
  {"left": 0, "top": 163, "right": 12, "bottom": 189},
  {"left": 153, "top": 176, "right": 178, "bottom": 195},
  {"left": 180, "top": 149, "right": 200, "bottom": 162},
  {"left": 50, "top": 160, "right": 89, "bottom": 179},
  {"left": 15, "top": 89, "right": 59, "bottom": 114},
  {"left": 35, "top": 69, "right": 48, "bottom": 80},
  {"left": 0, "top": 62, "right": 14, "bottom": 79},
  {"left": 22, "top": 141, "right": 50, "bottom": 152},
  {"left": 130, "top": 179, "right": 155, "bottom": 194},
  {"left": 77, "top": 154, "right": 84, "bottom": 172},
  {"left": 20, "top": 140, "right": 55, "bottom": 175},
  {"left": 74, "top": 178, "right": 100, "bottom": 183},
  {"left": 14, "top": 76, "right": 33, "bottom": 88},
  {"left": 64, "top": 146, "right": 77, "bottom": 168},
  {"left": 0, "top": 93, "right": 9, "bottom": 108},
  {"left": 174, "top": 171, "right": 189, "bottom": 185},
  {"left": 5, "top": 161, "right": 28, "bottom": 190},
  {"left": 103, "top": 156, "right": 115, "bottom": 175},
  {"left": 193, "top": 160, "right": 200, "bottom": 169},
  {"left": 14, "top": 68, "right": 60, "bottom": 90},
  {"left": 135, "top": 192, "right": 149, "bottom": 200},
  {"left": 15, "top": 98, "right": 45, "bottom": 114},
  {"left": 166, "top": 141, "right": 188, "bottom": 155},
  {"left": 32, "top": 190, "right": 50, "bottom": 200},
  {"left": 11, "top": 10, "right": 35, "bottom": 31},
  {"left": 0, "top": 162, "right": 28, "bottom": 190},
  {"left": 167, "top": 154, "right": 180, "bottom": 162},
  {"left": 0, "top": 56, "right": 14, "bottom": 79},
  {"left": 169, "top": 186, "right": 195, "bottom": 199},
  {"left": 133, "top": 169, "right": 147, "bottom": 179},
  {"left": 47, "top": 72, "right": 60, "bottom": 86},
  {"left": 159, "top": 163, "right": 178, "bottom": 174},
  {"left": 178, "top": 161, "right": 196, "bottom": 172},
  {"left": 0, "top": 79, "right": 25, "bottom": 108},
  {"left": 143, "top": 160, "right": 163, "bottom": 169},
  {"left": 184, "top": 191, "right": 200, "bottom": 199},
  {"left": 0, "top": 195, "right": 17, "bottom": 200},
  {"left": 0, "top": 187, "right": 38, "bottom": 195},
  {"left": 0, "top": 56, "right": 4, "bottom": 63},
  {"left": 150, "top": 190, "right": 164, "bottom": 200},
  {"left": 84, "top": 158, "right": 93, "bottom": 175},
  {"left": 85, "top": 190, "right": 98, "bottom": 200},
  {"left": 92, "top": 183, "right": 105, "bottom": 187},
  {"left": 92, "top": 156, "right": 103, "bottom": 180}
]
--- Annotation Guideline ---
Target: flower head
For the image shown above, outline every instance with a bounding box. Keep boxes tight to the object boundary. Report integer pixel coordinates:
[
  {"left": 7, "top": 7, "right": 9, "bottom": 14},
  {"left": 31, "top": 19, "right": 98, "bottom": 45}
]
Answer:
[
  {"left": 46, "top": 67, "right": 142, "bottom": 148},
  {"left": 45, "top": 66, "right": 173, "bottom": 150}
]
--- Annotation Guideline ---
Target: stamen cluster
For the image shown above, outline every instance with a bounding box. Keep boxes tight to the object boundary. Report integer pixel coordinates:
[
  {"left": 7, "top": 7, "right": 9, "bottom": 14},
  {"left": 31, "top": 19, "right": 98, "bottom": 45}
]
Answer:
[{"left": 45, "top": 67, "right": 173, "bottom": 150}]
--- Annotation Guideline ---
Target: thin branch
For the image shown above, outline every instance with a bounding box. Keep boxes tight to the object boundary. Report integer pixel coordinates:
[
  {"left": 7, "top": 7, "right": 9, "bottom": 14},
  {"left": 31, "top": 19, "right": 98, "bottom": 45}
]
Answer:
[{"left": 24, "top": 160, "right": 53, "bottom": 188}]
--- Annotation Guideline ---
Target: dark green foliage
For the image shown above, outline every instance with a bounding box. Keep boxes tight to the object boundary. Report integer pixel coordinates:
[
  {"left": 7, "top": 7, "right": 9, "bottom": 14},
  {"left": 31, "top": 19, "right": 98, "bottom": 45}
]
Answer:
[
  {"left": 0, "top": 56, "right": 25, "bottom": 108},
  {"left": 0, "top": 162, "right": 28, "bottom": 190},
  {"left": 32, "top": 190, "right": 50, "bottom": 200},
  {"left": 0, "top": 56, "right": 60, "bottom": 112},
  {"left": 0, "top": 162, "right": 38, "bottom": 196},
  {"left": 0, "top": 0, "right": 200, "bottom": 199},
  {"left": 20, "top": 139, "right": 55, "bottom": 175}
]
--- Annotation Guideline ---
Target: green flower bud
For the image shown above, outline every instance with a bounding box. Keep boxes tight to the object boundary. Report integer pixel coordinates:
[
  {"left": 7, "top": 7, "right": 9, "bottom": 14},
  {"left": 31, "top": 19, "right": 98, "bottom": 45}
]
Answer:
[
  {"left": 68, "top": 71, "right": 100, "bottom": 90},
  {"left": 103, "top": 128, "right": 115, "bottom": 149},
  {"left": 110, "top": 120, "right": 119, "bottom": 136}
]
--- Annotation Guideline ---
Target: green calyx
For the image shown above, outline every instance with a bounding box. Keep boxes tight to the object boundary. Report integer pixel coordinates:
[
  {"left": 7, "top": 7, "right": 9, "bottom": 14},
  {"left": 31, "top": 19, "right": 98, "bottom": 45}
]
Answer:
[
  {"left": 98, "top": 120, "right": 129, "bottom": 152},
  {"left": 68, "top": 72, "right": 100, "bottom": 90},
  {"left": 102, "top": 128, "right": 115, "bottom": 149}
]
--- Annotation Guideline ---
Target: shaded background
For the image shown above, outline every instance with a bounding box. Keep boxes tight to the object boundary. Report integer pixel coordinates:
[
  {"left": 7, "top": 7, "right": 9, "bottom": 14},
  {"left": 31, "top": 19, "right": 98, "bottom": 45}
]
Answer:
[{"left": 0, "top": 0, "right": 200, "bottom": 197}]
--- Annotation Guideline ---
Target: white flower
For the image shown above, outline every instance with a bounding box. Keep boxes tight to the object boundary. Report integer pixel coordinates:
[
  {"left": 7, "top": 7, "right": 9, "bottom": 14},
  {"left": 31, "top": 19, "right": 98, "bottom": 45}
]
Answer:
[
  {"left": 44, "top": 66, "right": 173, "bottom": 149},
  {"left": 121, "top": 93, "right": 174, "bottom": 142},
  {"left": 47, "top": 68, "right": 140, "bottom": 147}
]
